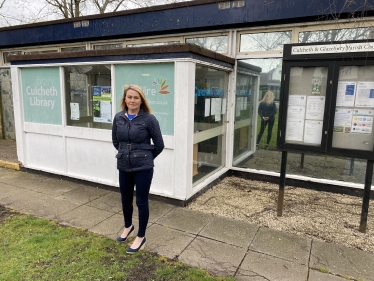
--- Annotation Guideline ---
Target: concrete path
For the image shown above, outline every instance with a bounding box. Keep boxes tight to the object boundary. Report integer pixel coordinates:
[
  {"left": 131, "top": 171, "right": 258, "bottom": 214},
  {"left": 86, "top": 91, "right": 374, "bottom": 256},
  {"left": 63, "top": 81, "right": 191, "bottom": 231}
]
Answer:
[{"left": 0, "top": 140, "right": 373, "bottom": 280}]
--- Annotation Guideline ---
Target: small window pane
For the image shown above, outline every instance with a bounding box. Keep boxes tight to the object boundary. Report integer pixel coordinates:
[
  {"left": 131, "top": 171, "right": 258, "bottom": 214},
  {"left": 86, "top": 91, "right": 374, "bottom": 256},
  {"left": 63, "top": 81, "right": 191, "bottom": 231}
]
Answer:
[
  {"left": 3, "top": 51, "right": 21, "bottom": 64},
  {"left": 186, "top": 36, "right": 228, "bottom": 53},
  {"left": 61, "top": 46, "right": 86, "bottom": 52},
  {"left": 24, "top": 50, "right": 58, "bottom": 55},
  {"left": 126, "top": 41, "right": 180, "bottom": 47},
  {"left": 240, "top": 31, "right": 292, "bottom": 52},
  {"left": 93, "top": 43, "right": 123, "bottom": 50},
  {"left": 299, "top": 27, "right": 374, "bottom": 43}
]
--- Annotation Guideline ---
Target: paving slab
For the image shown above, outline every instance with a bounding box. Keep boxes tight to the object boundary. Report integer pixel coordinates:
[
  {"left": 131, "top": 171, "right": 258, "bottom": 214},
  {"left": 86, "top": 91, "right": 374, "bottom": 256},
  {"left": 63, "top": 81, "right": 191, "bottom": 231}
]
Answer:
[
  {"left": 56, "top": 204, "right": 114, "bottom": 229},
  {"left": 236, "top": 250, "right": 309, "bottom": 281},
  {"left": 88, "top": 191, "right": 122, "bottom": 213},
  {"left": 157, "top": 207, "right": 212, "bottom": 234},
  {"left": 310, "top": 240, "right": 374, "bottom": 281},
  {"left": 148, "top": 199, "right": 175, "bottom": 223},
  {"left": 23, "top": 196, "right": 81, "bottom": 220},
  {"left": 89, "top": 213, "right": 137, "bottom": 241},
  {"left": 145, "top": 223, "right": 195, "bottom": 260},
  {"left": 179, "top": 236, "right": 247, "bottom": 277},
  {"left": 32, "top": 178, "right": 81, "bottom": 196},
  {"left": 0, "top": 187, "right": 50, "bottom": 211},
  {"left": 200, "top": 215, "right": 259, "bottom": 248},
  {"left": 56, "top": 185, "right": 110, "bottom": 204},
  {"left": 0, "top": 182, "right": 25, "bottom": 200},
  {"left": 249, "top": 227, "right": 311, "bottom": 265},
  {"left": 308, "top": 270, "right": 349, "bottom": 281},
  {"left": 0, "top": 171, "right": 56, "bottom": 190}
]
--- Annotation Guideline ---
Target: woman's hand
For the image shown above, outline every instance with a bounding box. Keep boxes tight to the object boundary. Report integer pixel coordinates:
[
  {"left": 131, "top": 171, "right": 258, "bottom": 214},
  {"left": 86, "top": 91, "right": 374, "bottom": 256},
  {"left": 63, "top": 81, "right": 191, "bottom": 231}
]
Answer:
[{"left": 263, "top": 117, "right": 269, "bottom": 121}]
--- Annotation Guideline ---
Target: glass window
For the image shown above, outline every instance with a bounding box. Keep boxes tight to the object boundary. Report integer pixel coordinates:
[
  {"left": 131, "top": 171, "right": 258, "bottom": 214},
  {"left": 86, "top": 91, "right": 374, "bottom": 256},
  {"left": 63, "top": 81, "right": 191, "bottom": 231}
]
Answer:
[
  {"left": 64, "top": 65, "right": 112, "bottom": 130},
  {"left": 232, "top": 66, "right": 258, "bottom": 166},
  {"left": 299, "top": 27, "right": 374, "bottom": 43},
  {"left": 61, "top": 46, "right": 86, "bottom": 52},
  {"left": 233, "top": 58, "right": 281, "bottom": 172},
  {"left": 186, "top": 36, "right": 228, "bottom": 53},
  {"left": 193, "top": 65, "right": 228, "bottom": 184},
  {"left": 332, "top": 65, "right": 374, "bottom": 151},
  {"left": 126, "top": 41, "right": 180, "bottom": 47},
  {"left": 240, "top": 31, "right": 292, "bottom": 52},
  {"left": 23, "top": 50, "right": 58, "bottom": 55},
  {"left": 93, "top": 43, "right": 123, "bottom": 50},
  {"left": 3, "top": 51, "right": 21, "bottom": 64}
]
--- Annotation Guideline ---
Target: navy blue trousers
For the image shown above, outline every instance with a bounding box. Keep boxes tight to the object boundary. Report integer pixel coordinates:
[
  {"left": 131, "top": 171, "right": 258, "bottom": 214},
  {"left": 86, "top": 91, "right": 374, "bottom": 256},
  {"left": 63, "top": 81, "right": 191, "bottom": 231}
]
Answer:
[{"left": 119, "top": 168, "right": 154, "bottom": 237}]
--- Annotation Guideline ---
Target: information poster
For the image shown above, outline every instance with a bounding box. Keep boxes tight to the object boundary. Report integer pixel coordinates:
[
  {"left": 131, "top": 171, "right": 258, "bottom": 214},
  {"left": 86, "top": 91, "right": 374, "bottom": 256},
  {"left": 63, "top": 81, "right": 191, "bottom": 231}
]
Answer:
[
  {"left": 115, "top": 63, "right": 175, "bottom": 136},
  {"left": 205, "top": 99, "right": 211, "bottom": 117},
  {"left": 285, "top": 119, "right": 304, "bottom": 142},
  {"left": 92, "top": 86, "right": 112, "bottom": 123},
  {"left": 351, "top": 109, "right": 374, "bottom": 134},
  {"left": 355, "top": 81, "right": 374, "bottom": 108},
  {"left": 287, "top": 105, "right": 305, "bottom": 119},
  {"left": 305, "top": 96, "right": 325, "bottom": 120},
  {"left": 312, "top": 77, "right": 322, "bottom": 96},
  {"left": 288, "top": 95, "right": 306, "bottom": 106},
  {"left": 70, "top": 103, "right": 80, "bottom": 120},
  {"left": 21, "top": 67, "right": 62, "bottom": 125},
  {"left": 304, "top": 120, "right": 323, "bottom": 144},
  {"left": 336, "top": 82, "right": 356, "bottom": 107},
  {"left": 333, "top": 108, "right": 353, "bottom": 133}
]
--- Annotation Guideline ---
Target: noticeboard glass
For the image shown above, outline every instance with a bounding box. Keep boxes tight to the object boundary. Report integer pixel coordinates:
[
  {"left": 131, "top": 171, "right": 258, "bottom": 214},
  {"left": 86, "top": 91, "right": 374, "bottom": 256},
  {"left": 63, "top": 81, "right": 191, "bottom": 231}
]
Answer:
[
  {"left": 332, "top": 65, "right": 374, "bottom": 151},
  {"left": 285, "top": 66, "right": 328, "bottom": 146}
]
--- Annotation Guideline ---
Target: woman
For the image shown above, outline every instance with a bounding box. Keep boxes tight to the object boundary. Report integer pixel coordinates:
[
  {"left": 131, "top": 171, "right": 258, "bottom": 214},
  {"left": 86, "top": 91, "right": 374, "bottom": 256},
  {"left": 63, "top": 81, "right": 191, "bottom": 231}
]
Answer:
[
  {"left": 112, "top": 84, "right": 164, "bottom": 254},
  {"left": 256, "top": 91, "right": 276, "bottom": 149}
]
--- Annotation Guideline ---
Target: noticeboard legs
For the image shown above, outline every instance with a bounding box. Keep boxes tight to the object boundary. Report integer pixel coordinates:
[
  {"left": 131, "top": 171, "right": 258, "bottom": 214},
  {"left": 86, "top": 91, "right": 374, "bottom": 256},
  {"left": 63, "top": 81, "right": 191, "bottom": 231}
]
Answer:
[
  {"left": 300, "top": 153, "right": 305, "bottom": 169},
  {"left": 277, "top": 151, "right": 288, "bottom": 217},
  {"left": 350, "top": 158, "right": 354, "bottom": 176},
  {"left": 359, "top": 159, "right": 373, "bottom": 233}
]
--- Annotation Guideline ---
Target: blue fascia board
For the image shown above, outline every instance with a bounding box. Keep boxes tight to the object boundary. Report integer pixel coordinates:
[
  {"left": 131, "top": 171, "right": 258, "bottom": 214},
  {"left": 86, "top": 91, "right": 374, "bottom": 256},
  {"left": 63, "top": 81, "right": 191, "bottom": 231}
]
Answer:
[{"left": 0, "top": 0, "right": 371, "bottom": 48}]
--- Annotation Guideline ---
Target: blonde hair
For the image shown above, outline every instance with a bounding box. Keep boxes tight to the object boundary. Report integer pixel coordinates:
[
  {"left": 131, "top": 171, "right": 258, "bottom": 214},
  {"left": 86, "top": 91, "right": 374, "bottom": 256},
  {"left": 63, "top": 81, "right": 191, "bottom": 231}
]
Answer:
[
  {"left": 260, "top": 91, "right": 274, "bottom": 104},
  {"left": 120, "top": 84, "right": 152, "bottom": 113}
]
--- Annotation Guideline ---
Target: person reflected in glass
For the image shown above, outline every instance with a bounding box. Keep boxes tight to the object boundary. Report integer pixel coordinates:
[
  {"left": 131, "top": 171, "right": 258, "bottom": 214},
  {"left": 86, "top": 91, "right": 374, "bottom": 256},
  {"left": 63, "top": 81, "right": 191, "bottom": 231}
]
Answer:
[
  {"left": 112, "top": 85, "right": 164, "bottom": 254},
  {"left": 256, "top": 91, "right": 276, "bottom": 150}
]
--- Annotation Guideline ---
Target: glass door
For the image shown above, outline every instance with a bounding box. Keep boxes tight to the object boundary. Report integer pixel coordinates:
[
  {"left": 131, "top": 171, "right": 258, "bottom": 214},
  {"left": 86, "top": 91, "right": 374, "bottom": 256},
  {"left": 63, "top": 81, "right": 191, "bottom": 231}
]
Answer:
[{"left": 193, "top": 65, "right": 229, "bottom": 185}]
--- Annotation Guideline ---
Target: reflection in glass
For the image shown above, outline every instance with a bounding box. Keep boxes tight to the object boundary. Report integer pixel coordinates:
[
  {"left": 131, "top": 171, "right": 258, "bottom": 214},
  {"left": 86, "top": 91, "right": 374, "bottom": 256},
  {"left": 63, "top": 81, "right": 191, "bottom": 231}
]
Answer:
[
  {"left": 93, "top": 43, "right": 123, "bottom": 50},
  {"left": 299, "top": 27, "right": 374, "bottom": 43},
  {"left": 24, "top": 50, "right": 58, "bottom": 55},
  {"left": 240, "top": 31, "right": 292, "bottom": 52},
  {"left": 193, "top": 65, "right": 228, "bottom": 184},
  {"left": 127, "top": 41, "right": 180, "bottom": 47},
  {"left": 332, "top": 65, "right": 374, "bottom": 151},
  {"left": 232, "top": 63, "right": 259, "bottom": 166},
  {"left": 186, "top": 36, "right": 228, "bottom": 53},
  {"left": 3, "top": 51, "right": 21, "bottom": 64},
  {"left": 64, "top": 65, "right": 112, "bottom": 130},
  {"left": 61, "top": 46, "right": 86, "bottom": 52}
]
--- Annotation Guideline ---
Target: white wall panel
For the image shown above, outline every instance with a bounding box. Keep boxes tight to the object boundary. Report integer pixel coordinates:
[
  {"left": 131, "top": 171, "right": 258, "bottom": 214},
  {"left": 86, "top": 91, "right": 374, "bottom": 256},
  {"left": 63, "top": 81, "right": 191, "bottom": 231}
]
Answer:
[
  {"left": 25, "top": 133, "right": 65, "bottom": 172},
  {"left": 66, "top": 138, "right": 116, "bottom": 185},
  {"left": 150, "top": 149, "right": 175, "bottom": 197}
]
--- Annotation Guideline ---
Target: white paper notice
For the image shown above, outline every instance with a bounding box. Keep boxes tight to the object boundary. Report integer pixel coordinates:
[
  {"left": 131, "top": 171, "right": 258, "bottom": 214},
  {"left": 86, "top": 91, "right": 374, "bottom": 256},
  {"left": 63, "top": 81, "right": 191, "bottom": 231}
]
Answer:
[
  {"left": 204, "top": 99, "right": 210, "bottom": 117},
  {"left": 236, "top": 98, "right": 240, "bottom": 117},
  {"left": 215, "top": 98, "right": 222, "bottom": 121},
  {"left": 211, "top": 98, "right": 216, "bottom": 115},
  {"left": 333, "top": 108, "right": 353, "bottom": 133},
  {"left": 70, "top": 103, "right": 80, "bottom": 120},
  {"left": 221, "top": 98, "right": 227, "bottom": 114},
  {"left": 287, "top": 105, "right": 305, "bottom": 119},
  {"left": 355, "top": 82, "right": 374, "bottom": 108},
  {"left": 288, "top": 95, "right": 307, "bottom": 106},
  {"left": 351, "top": 109, "right": 374, "bottom": 134},
  {"left": 336, "top": 81, "right": 356, "bottom": 107},
  {"left": 244, "top": 97, "right": 248, "bottom": 110},
  {"left": 304, "top": 120, "right": 323, "bottom": 144},
  {"left": 305, "top": 96, "right": 325, "bottom": 120},
  {"left": 285, "top": 119, "right": 304, "bottom": 142}
]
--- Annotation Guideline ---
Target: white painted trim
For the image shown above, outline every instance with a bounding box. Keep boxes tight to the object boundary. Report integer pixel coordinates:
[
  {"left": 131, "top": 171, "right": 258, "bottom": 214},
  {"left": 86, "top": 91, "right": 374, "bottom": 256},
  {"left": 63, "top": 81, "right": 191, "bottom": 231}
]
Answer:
[{"left": 11, "top": 66, "right": 24, "bottom": 165}]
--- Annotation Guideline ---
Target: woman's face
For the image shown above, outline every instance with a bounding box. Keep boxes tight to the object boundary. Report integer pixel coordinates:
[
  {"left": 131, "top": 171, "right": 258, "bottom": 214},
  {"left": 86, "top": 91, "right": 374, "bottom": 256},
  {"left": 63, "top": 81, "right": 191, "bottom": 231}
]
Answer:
[{"left": 125, "top": 89, "right": 142, "bottom": 113}]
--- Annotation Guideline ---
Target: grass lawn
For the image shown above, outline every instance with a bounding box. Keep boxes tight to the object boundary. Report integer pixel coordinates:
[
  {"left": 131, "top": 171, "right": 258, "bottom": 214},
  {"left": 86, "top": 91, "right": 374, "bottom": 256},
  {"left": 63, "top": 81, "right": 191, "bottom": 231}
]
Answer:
[
  {"left": 0, "top": 208, "right": 235, "bottom": 281},
  {"left": 256, "top": 112, "right": 279, "bottom": 150}
]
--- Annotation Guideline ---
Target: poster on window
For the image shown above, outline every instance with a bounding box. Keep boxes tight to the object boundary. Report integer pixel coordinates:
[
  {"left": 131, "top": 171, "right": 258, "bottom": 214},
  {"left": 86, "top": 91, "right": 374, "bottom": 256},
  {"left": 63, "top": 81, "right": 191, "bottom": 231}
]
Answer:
[
  {"left": 92, "top": 86, "right": 112, "bottom": 123},
  {"left": 351, "top": 109, "right": 374, "bottom": 134},
  {"left": 355, "top": 82, "right": 374, "bottom": 108}
]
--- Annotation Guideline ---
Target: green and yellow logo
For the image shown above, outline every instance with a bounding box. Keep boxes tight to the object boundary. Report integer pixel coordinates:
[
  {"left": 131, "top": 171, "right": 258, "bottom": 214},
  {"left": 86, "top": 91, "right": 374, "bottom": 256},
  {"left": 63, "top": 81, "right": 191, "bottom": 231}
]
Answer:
[{"left": 153, "top": 77, "right": 170, "bottom": 94}]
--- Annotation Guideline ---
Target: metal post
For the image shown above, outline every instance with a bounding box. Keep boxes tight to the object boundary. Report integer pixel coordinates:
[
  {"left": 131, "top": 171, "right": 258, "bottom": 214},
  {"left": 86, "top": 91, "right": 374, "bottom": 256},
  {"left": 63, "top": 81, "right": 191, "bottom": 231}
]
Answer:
[
  {"left": 277, "top": 150, "right": 288, "bottom": 217},
  {"left": 300, "top": 153, "right": 305, "bottom": 169},
  {"left": 359, "top": 159, "right": 373, "bottom": 233}
]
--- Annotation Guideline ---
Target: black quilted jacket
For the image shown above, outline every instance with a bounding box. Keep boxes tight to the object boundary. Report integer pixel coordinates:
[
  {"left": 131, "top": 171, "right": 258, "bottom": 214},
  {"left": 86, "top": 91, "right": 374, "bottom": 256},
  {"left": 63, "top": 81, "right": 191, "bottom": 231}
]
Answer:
[{"left": 112, "top": 109, "right": 164, "bottom": 172}]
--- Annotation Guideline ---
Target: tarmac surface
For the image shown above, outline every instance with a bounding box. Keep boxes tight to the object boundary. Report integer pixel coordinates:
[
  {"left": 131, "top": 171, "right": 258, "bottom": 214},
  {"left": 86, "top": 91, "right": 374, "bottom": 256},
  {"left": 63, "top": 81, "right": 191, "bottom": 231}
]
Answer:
[{"left": 0, "top": 139, "right": 373, "bottom": 281}]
